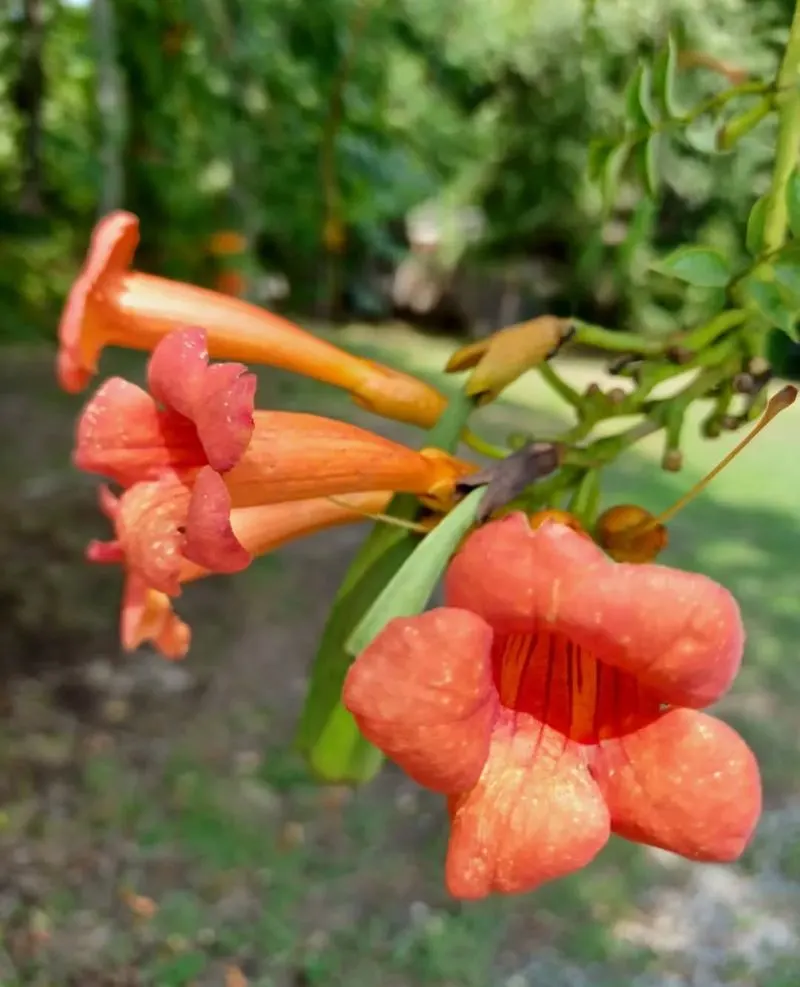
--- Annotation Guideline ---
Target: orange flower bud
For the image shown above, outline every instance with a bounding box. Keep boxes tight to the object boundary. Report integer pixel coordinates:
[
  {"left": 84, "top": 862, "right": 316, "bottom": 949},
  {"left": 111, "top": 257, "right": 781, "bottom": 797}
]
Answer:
[
  {"left": 595, "top": 504, "right": 668, "bottom": 564},
  {"left": 445, "top": 316, "right": 574, "bottom": 403},
  {"left": 527, "top": 509, "right": 587, "bottom": 536}
]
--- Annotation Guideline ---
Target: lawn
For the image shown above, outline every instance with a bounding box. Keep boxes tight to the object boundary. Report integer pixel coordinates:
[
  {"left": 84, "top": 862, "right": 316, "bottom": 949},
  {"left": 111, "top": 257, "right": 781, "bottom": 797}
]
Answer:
[{"left": 0, "top": 323, "right": 798, "bottom": 987}]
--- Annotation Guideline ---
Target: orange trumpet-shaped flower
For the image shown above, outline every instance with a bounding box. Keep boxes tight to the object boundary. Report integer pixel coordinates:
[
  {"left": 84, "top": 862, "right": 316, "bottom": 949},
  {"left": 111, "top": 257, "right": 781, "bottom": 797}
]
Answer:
[
  {"left": 344, "top": 514, "right": 761, "bottom": 899},
  {"left": 75, "top": 327, "right": 470, "bottom": 597},
  {"left": 89, "top": 485, "right": 392, "bottom": 659},
  {"left": 57, "top": 211, "right": 447, "bottom": 428}
]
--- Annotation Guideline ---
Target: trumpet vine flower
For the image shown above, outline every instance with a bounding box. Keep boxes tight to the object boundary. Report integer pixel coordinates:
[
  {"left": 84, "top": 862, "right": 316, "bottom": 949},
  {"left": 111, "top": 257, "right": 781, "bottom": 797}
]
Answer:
[
  {"left": 344, "top": 513, "right": 761, "bottom": 899},
  {"left": 58, "top": 211, "right": 447, "bottom": 428},
  {"left": 89, "top": 485, "right": 393, "bottom": 659},
  {"left": 75, "top": 326, "right": 469, "bottom": 599}
]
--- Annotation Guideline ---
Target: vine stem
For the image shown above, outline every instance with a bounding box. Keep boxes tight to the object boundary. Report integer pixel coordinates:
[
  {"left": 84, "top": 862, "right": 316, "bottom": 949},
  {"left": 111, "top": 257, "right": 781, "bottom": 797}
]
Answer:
[{"left": 762, "top": 0, "right": 800, "bottom": 252}]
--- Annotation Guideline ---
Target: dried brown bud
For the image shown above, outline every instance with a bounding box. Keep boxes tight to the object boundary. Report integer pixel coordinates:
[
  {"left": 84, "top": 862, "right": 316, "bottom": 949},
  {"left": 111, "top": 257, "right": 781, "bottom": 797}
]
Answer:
[
  {"left": 607, "top": 387, "right": 627, "bottom": 406},
  {"left": 662, "top": 449, "right": 684, "bottom": 472},
  {"left": 666, "top": 345, "right": 694, "bottom": 366},
  {"left": 747, "top": 356, "right": 771, "bottom": 379},
  {"left": 733, "top": 372, "right": 756, "bottom": 395}
]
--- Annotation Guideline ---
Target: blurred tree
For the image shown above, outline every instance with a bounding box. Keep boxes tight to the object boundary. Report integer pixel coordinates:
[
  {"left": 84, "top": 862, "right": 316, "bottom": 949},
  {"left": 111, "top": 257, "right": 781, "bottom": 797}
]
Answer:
[{"left": 0, "top": 0, "right": 795, "bottom": 366}]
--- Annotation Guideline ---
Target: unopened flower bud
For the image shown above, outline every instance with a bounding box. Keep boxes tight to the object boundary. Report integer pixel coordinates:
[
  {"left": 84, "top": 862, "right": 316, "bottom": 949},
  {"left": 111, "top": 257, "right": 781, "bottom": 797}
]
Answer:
[
  {"left": 527, "top": 509, "right": 586, "bottom": 536},
  {"left": 662, "top": 449, "right": 683, "bottom": 472},
  {"left": 595, "top": 504, "right": 668, "bottom": 564},
  {"left": 666, "top": 345, "right": 694, "bottom": 366},
  {"left": 607, "top": 387, "right": 627, "bottom": 406}
]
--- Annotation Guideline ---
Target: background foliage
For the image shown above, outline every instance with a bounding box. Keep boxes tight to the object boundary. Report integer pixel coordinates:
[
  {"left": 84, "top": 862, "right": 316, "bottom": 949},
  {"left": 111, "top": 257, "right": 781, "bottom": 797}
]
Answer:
[{"left": 2, "top": 0, "right": 798, "bottom": 364}]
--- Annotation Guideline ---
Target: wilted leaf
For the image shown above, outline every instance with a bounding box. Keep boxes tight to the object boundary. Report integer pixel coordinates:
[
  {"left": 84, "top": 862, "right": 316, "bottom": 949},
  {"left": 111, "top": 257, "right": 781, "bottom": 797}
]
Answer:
[
  {"left": 652, "top": 35, "right": 679, "bottom": 119},
  {"left": 456, "top": 442, "right": 562, "bottom": 522},
  {"left": 652, "top": 245, "right": 733, "bottom": 288},
  {"left": 746, "top": 195, "right": 769, "bottom": 256}
]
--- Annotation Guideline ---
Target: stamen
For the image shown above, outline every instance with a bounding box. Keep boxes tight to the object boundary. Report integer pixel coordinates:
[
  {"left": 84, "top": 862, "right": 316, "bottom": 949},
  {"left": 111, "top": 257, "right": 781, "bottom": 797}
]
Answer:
[
  {"left": 324, "top": 496, "right": 432, "bottom": 533},
  {"left": 642, "top": 385, "right": 797, "bottom": 531}
]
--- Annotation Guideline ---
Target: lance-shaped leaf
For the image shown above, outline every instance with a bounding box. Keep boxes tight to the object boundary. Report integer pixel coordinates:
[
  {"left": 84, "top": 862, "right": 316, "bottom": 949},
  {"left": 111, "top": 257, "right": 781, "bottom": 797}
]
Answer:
[
  {"left": 297, "top": 526, "right": 420, "bottom": 783},
  {"left": 652, "top": 34, "right": 680, "bottom": 119},
  {"left": 746, "top": 195, "right": 769, "bottom": 256},
  {"left": 636, "top": 134, "right": 662, "bottom": 197},
  {"left": 346, "top": 487, "right": 486, "bottom": 658},
  {"left": 295, "top": 392, "right": 475, "bottom": 783},
  {"left": 625, "top": 62, "right": 658, "bottom": 129}
]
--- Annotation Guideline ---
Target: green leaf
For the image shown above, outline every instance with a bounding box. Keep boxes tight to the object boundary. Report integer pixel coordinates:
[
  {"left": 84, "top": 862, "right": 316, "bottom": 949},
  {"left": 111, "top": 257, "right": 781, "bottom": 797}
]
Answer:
[
  {"left": 601, "top": 141, "right": 633, "bottom": 212},
  {"left": 296, "top": 529, "right": 416, "bottom": 781},
  {"left": 587, "top": 139, "right": 614, "bottom": 183},
  {"left": 773, "top": 263, "right": 800, "bottom": 312},
  {"left": 636, "top": 133, "right": 662, "bottom": 197},
  {"left": 308, "top": 704, "right": 383, "bottom": 783},
  {"left": 652, "top": 245, "right": 733, "bottom": 288},
  {"left": 787, "top": 170, "right": 800, "bottom": 238},
  {"left": 295, "top": 390, "right": 477, "bottom": 783},
  {"left": 652, "top": 34, "right": 679, "bottom": 119},
  {"left": 346, "top": 487, "right": 486, "bottom": 658},
  {"left": 716, "top": 98, "right": 772, "bottom": 152},
  {"left": 624, "top": 63, "right": 657, "bottom": 129},
  {"left": 746, "top": 195, "right": 769, "bottom": 256},
  {"left": 743, "top": 276, "right": 799, "bottom": 339}
]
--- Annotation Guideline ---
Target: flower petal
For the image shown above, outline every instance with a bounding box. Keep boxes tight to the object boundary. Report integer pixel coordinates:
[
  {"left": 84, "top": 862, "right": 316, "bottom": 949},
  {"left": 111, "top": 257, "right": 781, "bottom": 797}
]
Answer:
[
  {"left": 57, "top": 210, "right": 139, "bottom": 393},
  {"left": 446, "top": 710, "right": 609, "bottom": 899},
  {"left": 74, "top": 378, "right": 205, "bottom": 486},
  {"left": 446, "top": 515, "right": 743, "bottom": 708},
  {"left": 146, "top": 327, "right": 256, "bottom": 472},
  {"left": 121, "top": 574, "right": 191, "bottom": 660},
  {"left": 343, "top": 608, "right": 498, "bottom": 794},
  {"left": 592, "top": 708, "right": 761, "bottom": 862},
  {"left": 349, "top": 360, "right": 447, "bottom": 429},
  {"left": 182, "top": 467, "right": 251, "bottom": 574},
  {"left": 223, "top": 412, "right": 468, "bottom": 506},
  {"left": 114, "top": 475, "right": 192, "bottom": 595}
]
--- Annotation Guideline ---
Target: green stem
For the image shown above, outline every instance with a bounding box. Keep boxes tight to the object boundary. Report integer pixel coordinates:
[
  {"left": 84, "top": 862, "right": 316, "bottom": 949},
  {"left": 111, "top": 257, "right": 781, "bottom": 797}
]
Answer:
[
  {"left": 679, "top": 309, "right": 746, "bottom": 351},
  {"left": 762, "top": 1, "right": 800, "bottom": 253},
  {"left": 573, "top": 320, "right": 665, "bottom": 355},
  {"left": 538, "top": 361, "right": 582, "bottom": 406}
]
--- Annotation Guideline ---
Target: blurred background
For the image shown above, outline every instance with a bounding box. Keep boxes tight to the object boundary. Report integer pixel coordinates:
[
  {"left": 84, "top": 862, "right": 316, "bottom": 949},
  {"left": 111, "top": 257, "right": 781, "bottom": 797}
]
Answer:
[{"left": 2, "top": 1, "right": 800, "bottom": 985}]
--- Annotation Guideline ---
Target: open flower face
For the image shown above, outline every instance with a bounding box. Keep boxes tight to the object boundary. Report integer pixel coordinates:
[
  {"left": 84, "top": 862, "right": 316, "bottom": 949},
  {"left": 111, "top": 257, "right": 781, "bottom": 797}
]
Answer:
[
  {"left": 76, "top": 326, "right": 469, "bottom": 599},
  {"left": 344, "top": 513, "right": 761, "bottom": 899},
  {"left": 58, "top": 211, "right": 446, "bottom": 428}
]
